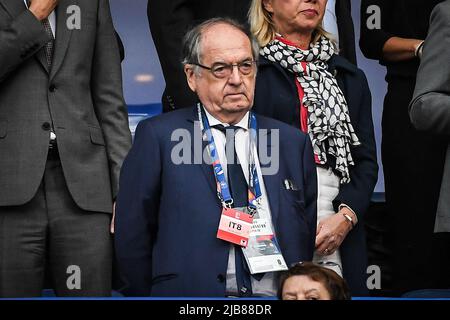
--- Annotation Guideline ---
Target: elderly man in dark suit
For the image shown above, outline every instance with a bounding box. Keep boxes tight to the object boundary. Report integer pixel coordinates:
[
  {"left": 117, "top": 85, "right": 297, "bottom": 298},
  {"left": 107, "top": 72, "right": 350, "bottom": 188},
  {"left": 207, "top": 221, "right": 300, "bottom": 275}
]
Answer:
[
  {"left": 0, "top": 0, "right": 131, "bottom": 297},
  {"left": 409, "top": 0, "right": 450, "bottom": 289},
  {"left": 115, "top": 18, "right": 317, "bottom": 297}
]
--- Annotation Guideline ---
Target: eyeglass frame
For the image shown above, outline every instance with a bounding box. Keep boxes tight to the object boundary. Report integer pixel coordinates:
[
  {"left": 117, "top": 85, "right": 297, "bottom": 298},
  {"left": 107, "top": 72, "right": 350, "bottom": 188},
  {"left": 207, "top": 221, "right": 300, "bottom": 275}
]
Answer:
[{"left": 189, "top": 60, "right": 257, "bottom": 79}]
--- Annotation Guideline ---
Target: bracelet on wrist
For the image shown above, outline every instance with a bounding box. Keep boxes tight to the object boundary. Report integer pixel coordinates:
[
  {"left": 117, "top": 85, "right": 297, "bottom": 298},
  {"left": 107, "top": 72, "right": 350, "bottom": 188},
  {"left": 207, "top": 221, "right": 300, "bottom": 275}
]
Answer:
[
  {"left": 341, "top": 212, "right": 355, "bottom": 228},
  {"left": 415, "top": 41, "right": 425, "bottom": 58}
]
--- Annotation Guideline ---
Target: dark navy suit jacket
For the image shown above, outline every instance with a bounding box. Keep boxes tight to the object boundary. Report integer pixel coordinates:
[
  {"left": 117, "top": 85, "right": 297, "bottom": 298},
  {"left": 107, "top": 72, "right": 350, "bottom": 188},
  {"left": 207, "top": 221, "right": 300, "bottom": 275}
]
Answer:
[{"left": 115, "top": 107, "right": 317, "bottom": 297}]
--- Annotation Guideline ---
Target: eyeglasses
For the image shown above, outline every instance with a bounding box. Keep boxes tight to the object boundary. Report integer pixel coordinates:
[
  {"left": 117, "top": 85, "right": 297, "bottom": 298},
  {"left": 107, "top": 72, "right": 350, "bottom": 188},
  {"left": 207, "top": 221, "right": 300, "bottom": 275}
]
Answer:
[{"left": 191, "top": 60, "right": 256, "bottom": 79}]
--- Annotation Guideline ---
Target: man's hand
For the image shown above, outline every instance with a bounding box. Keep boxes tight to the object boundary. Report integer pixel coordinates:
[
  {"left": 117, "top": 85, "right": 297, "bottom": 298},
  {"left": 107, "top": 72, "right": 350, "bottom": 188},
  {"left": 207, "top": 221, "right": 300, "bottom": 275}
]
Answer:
[
  {"left": 28, "top": 0, "right": 59, "bottom": 21},
  {"left": 110, "top": 202, "right": 116, "bottom": 234},
  {"left": 315, "top": 211, "right": 353, "bottom": 256}
]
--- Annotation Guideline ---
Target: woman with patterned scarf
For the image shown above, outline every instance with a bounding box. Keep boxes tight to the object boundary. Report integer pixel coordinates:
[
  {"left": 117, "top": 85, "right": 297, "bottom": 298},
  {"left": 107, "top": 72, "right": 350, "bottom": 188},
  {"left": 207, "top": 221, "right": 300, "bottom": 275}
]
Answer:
[{"left": 249, "top": 0, "right": 378, "bottom": 296}]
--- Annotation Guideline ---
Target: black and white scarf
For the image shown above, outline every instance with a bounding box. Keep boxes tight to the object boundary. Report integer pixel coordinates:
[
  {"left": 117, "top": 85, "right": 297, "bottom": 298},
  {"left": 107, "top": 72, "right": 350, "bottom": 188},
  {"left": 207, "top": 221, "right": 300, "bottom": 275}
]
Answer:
[{"left": 260, "top": 35, "right": 360, "bottom": 183}]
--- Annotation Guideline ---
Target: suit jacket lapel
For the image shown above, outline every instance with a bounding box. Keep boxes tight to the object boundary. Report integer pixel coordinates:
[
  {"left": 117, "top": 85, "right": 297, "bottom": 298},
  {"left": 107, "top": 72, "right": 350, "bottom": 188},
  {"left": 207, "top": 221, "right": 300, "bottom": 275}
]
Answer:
[
  {"left": 50, "top": 0, "right": 77, "bottom": 79},
  {"left": 35, "top": 46, "right": 50, "bottom": 73},
  {"left": 256, "top": 119, "right": 281, "bottom": 223},
  {"left": 187, "top": 107, "right": 217, "bottom": 197}
]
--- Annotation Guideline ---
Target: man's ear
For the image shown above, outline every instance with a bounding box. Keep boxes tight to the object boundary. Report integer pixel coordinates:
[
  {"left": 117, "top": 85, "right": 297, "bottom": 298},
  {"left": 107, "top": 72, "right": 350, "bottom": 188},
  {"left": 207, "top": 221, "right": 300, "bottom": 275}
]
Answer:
[
  {"left": 184, "top": 65, "right": 197, "bottom": 92},
  {"left": 262, "top": 0, "right": 274, "bottom": 13}
]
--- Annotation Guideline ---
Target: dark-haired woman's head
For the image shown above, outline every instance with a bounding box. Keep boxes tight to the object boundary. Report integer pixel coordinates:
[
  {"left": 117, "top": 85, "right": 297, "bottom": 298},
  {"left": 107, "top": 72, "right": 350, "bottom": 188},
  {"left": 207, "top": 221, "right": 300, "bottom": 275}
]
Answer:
[{"left": 279, "top": 262, "right": 351, "bottom": 300}]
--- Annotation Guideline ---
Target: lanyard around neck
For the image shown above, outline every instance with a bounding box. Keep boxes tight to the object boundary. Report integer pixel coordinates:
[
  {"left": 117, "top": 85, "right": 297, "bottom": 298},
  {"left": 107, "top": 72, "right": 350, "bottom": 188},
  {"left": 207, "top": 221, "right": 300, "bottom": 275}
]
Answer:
[{"left": 197, "top": 104, "right": 262, "bottom": 210}]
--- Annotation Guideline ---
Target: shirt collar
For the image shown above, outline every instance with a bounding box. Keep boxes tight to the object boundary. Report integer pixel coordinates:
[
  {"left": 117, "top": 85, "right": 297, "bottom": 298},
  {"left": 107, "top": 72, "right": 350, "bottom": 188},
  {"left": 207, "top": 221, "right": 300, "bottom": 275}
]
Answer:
[{"left": 203, "top": 107, "right": 249, "bottom": 131}]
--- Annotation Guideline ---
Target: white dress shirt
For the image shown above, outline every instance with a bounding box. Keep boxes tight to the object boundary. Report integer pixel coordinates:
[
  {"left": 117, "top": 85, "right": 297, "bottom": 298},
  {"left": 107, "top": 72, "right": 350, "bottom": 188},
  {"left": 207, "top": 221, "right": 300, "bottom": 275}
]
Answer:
[
  {"left": 24, "top": 0, "right": 56, "bottom": 37},
  {"left": 323, "top": 0, "right": 339, "bottom": 47},
  {"left": 204, "top": 109, "right": 279, "bottom": 297}
]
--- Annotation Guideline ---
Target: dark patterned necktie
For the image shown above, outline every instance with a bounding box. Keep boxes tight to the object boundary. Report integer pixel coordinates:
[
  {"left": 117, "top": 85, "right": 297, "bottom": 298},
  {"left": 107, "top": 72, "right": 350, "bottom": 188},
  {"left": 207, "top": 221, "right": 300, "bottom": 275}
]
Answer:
[
  {"left": 214, "top": 124, "right": 254, "bottom": 297},
  {"left": 27, "top": 1, "right": 54, "bottom": 67},
  {"left": 41, "top": 18, "right": 54, "bottom": 67},
  {"left": 215, "top": 125, "right": 248, "bottom": 208}
]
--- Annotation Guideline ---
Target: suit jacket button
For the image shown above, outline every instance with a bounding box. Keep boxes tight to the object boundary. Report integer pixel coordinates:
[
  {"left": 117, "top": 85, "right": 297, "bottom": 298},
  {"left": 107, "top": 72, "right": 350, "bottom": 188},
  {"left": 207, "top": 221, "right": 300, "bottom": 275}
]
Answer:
[
  {"left": 217, "top": 274, "right": 225, "bottom": 283},
  {"left": 49, "top": 85, "right": 56, "bottom": 92},
  {"left": 42, "top": 122, "right": 51, "bottom": 131}
]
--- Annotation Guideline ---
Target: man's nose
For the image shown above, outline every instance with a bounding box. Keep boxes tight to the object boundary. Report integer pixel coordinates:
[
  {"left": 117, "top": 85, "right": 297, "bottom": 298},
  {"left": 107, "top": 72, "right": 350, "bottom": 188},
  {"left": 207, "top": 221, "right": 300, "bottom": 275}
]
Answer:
[
  {"left": 227, "top": 65, "right": 243, "bottom": 85},
  {"left": 297, "top": 293, "right": 306, "bottom": 300}
]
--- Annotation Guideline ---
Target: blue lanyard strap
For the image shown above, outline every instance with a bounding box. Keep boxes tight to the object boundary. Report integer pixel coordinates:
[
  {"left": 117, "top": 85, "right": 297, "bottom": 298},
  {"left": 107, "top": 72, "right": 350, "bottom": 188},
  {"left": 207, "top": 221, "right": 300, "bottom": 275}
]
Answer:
[
  {"left": 198, "top": 104, "right": 262, "bottom": 209},
  {"left": 248, "top": 113, "right": 262, "bottom": 208}
]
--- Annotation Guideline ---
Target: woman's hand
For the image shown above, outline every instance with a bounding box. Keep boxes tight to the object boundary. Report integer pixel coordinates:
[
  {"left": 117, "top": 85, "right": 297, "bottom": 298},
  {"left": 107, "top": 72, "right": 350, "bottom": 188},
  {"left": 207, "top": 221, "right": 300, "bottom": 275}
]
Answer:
[{"left": 315, "top": 210, "right": 353, "bottom": 256}]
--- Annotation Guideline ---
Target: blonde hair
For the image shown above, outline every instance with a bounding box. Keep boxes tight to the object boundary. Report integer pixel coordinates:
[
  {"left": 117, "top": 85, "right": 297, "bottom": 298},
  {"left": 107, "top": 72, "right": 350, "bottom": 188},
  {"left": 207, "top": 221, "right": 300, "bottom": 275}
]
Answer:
[{"left": 248, "top": 0, "right": 337, "bottom": 48}]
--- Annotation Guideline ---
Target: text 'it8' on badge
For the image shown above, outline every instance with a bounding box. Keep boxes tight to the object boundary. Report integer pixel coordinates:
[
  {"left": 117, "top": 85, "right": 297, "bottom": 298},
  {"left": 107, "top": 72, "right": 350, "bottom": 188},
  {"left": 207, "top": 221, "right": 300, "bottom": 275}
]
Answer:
[{"left": 217, "top": 207, "right": 253, "bottom": 247}]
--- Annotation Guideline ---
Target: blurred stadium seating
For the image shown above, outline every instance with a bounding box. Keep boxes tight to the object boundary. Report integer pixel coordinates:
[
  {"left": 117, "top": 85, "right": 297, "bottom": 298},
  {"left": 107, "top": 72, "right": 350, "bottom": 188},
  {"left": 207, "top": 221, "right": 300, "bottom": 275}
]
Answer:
[{"left": 127, "top": 103, "right": 162, "bottom": 138}]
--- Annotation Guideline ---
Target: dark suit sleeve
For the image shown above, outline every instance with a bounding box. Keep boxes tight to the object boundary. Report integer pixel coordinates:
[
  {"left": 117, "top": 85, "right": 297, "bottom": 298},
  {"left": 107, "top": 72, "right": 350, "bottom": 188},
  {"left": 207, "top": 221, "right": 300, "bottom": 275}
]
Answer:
[
  {"left": 333, "top": 71, "right": 378, "bottom": 220},
  {"left": 409, "top": 2, "right": 450, "bottom": 135},
  {"left": 359, "top": 0, "right": 393, "bottom": 61},
  {"left": 115, "top": 30, "right": 125, "bottom": 62},
  {"left": 147, "top": 0, "right": 198, "bottom": 110},
  {"left": 115, "top": 120, "right": 161, "bottom": 296},
  {"left": 0, "top": 9, "right": 51, "bottom": 82},
  {"left": 336, "top": 0, "right": 357, "bottom": 65},
  {"left": 301, "top": 134, "right": 318, "bottom": 251},
  {"left": 91, "top": 0, "right": 132, "bottom": 199}
]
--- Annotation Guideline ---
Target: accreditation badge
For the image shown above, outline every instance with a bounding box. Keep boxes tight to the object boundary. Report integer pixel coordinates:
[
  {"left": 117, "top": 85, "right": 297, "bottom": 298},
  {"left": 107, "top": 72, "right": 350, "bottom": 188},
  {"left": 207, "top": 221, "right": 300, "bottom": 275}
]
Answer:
[
  {"left": 242, "top": 217, "right": 288, "bottom": 274},
  {"left": 217, "top": 207, "right": 254, "bottom": 247}
]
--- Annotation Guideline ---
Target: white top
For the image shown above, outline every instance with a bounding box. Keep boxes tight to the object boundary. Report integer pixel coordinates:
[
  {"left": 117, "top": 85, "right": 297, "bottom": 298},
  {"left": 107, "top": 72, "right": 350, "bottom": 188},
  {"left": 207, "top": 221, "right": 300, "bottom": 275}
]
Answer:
[
  {"left": 323, "top": 0, "right": 339, "bottom": 47},
  {"left": 24, "top": 0, "right": 56, "bottom": 37},
  {"left": 204, "top": 108, "right": 278, "bottom": 297}
]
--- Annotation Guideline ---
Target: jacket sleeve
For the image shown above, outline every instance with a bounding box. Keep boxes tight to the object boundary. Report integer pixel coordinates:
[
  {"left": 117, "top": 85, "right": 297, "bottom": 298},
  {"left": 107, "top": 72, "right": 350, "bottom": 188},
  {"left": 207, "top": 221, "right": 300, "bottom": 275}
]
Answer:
[
  {"left": 115, "top": 30, "right": 125, "bottom": 62},
  {"left": 0, "top": 9, "right": 51, "bottom": 82},
  {"left": 115, "top": 120, "right": 162, "bottom": 296},
  {"left": 409, "top": 2, "right": 450, "bottom": 136},
  {"left": 359, "top": 0, "right": 393, "bottom": 61},
  {"left": 333, "top": 70, "right": 378, "bottom": 220},
  {"left": 302, "top": 134, "right": 318, "bottom": 253},
  {"left": 147, "top": 0, "right": 198, "bottom": 109},
  {"left": 91, "top": 0, "right": 132, "bottom": 199},
  {"left": 335, "top": 0, "right": 357, "bottom": 65}
]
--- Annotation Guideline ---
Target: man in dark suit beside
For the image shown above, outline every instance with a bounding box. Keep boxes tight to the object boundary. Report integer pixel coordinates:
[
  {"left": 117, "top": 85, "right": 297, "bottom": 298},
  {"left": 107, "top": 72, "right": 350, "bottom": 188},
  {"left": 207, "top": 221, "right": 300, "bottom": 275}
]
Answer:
[
  {"left": 148, "top": 0, "right": 251, "bottom": 112},
  {"left": 0, "top": 0, "right": 131, "bottom": 297},
  {"left": 409, "top": 0, "right": 450, "bottom": 289},
  {"left": 115, "top": 18, "right": 317, "bottom": 297}
]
